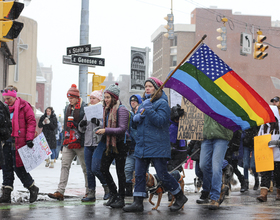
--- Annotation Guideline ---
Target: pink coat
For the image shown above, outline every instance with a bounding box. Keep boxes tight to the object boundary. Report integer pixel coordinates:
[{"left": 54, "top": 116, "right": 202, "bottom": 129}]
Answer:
[{"left": 14, "top": 98, "right": 36, "bottom": 167}]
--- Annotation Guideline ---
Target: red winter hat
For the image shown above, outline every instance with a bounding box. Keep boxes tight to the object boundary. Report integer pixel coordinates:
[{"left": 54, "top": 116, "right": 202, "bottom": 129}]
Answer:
[
  {"left": 144, "top": 77, "right": 163, "bottom": 90},
  {"left": 67, "top": 84, "right": 80, "bottom": 98}
]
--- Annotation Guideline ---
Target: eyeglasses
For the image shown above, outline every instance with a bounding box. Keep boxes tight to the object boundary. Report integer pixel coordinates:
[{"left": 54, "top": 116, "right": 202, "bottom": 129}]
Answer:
[{"left": 1, "top": 89, "right": 17, "bottom": 94}]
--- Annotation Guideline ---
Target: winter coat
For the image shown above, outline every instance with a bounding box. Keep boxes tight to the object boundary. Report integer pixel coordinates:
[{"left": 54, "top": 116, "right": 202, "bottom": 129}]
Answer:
[
  {"left": 38, "top": 109, "right": 57, "bottom": 149},
  {"left": 203, "top": 114, "right": 233, "bottom": 141},
  {"left": 14, "top": 97, "right": 36, "bottom": 167},
  {"left": 63, "top": 99, "right": 87, "bottom": 148},
  {"left": 134, "top": 91, "right": 171, "bottom": 159},
  {"left": 186, "top": 140, "right": 201, "bottom": 161},
  {"left": 242, "top": 126, "right": 259, "bottom": 148},
  {"left": 78, "top": 102, "right": 103, "bottom": 147}
]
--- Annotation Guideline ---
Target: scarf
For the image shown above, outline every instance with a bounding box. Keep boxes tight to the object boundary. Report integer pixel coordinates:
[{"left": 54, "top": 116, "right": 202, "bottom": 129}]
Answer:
[
  {"left": 63, "top": 98, "right": 82, "bottom": 149},
  {"left": 103, "top": 100, "right": 120, "bottom": 155},
  {"left": 8, "top": 97, "right": 20, "bottom": 137}
]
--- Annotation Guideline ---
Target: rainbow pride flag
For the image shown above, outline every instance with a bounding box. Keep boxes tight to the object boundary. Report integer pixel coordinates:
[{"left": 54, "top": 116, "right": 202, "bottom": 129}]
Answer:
[{"left": 165, "top": 44, "right": 275, "bottom": 131}]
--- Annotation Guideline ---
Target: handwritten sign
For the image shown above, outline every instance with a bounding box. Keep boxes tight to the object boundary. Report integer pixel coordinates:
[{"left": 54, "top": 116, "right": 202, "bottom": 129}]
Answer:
[
  {"left": 177, "top": 97, "right": 204, "bottom": 140},
  {"left": 254, "top": 134, "right": 274, "bottom": 172},
  {"left": 18, "top": 132, "right": 52, "bottom": 173},
  {"left": 84, "top": 103, "right": 103, "bottom": 121}
]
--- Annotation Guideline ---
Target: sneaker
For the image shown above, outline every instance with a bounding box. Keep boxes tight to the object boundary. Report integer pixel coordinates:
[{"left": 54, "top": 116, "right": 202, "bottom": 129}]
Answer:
[
  {"left": 208, "top": 200, "right": 220, "bottom": 210},
  {"left": 196, "top": 191, "right": 209, "bottom": 204},
  {"left": 48, "top": 191, "right": 64, "bottom": 201}
]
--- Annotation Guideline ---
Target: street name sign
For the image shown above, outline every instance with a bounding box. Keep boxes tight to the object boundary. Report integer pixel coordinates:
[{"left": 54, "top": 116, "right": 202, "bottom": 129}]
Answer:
[
  {"left": 72, "top": 55, "right": 105, "bottom": 66},
  {"left": 67, "top": 44, "right": 91, "bottom": 55},
  {"left": 89, "top": 46, "right": 101, "bottom": 56}
]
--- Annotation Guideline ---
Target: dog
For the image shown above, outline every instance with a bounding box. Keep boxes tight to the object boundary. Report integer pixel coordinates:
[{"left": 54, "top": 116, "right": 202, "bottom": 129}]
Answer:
[
  {"left": 218, "top": 163, "right": 234, "bottom": 205},
  {"left": 194, "top": 177, "right": 203, "bottom": 193},
  {"left": 145, "top": 168, "right": 185, "bottom": 210}
]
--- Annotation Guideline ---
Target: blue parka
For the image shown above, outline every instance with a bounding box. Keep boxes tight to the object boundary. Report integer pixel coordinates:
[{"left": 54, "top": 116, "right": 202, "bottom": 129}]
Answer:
[{"left": 133, "top": 91, "right": 171, "bottom": 159}]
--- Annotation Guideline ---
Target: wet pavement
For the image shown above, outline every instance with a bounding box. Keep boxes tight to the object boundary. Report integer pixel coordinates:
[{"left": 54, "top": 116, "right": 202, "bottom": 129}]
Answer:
[{"left": 0, "top": 189, "right": 280, "bottom": 220}]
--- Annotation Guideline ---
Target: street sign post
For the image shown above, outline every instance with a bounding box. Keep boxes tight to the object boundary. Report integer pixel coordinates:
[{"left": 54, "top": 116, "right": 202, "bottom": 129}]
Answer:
[
  {"left": 72, "top": 55, "right": 105, "bottom": 66},
  {"left": 241, "top": 33, "right": 252, "bottom": 54},
  {"left": 67, "top": 44, "right": 91, "bottom": 55}
]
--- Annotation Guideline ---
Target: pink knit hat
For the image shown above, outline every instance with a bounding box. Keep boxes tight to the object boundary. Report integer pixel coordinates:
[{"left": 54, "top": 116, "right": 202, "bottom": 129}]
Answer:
[
  {"left": 144, "top": 77, "right": 163, "bottom": 90},
  {"left": 90, "top": 89, "right": 103, "bottom": 101},
  {"left": 1, "top": 89, "right": 17, "bottom": 97}
]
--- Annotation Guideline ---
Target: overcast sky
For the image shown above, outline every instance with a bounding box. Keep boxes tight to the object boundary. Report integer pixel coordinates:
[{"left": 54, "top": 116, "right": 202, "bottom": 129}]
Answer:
[{"left": 20, "top": 0, "right": 280, "bottom": 116}]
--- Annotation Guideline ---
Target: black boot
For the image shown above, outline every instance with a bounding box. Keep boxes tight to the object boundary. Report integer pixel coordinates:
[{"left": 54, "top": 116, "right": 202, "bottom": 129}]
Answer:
[
  {"left": 125, "top": 183, "right": 133, "bottom": 197},
  {"left": 240, "top": 179, "right": 248, "bottom": 193},
  {"left": 104, "top": 194, "right": 117, "bottom": 206},
  {"left": 0, "top": 186, "right": 12, "bottom": 203},
  {"left": 253, "top": 177, "right": 259, "bottom": 190},
  {"left": 110, "top": 195, "right": 125, "bottom": 208},
  {"left": 102, "top": 184, "right": 110, "bottom": 200},
  {"left": 196, "top": 190, "right": 209, "bottom": 204},
  {"left": 170, "top": 190, "right": 188, "bottom": 212},
  {"left": 29, "top": 185, "right": 39, "bottom": 203},
  {"left": 123, "top": 196, "right": 144, "bottom": 212}
]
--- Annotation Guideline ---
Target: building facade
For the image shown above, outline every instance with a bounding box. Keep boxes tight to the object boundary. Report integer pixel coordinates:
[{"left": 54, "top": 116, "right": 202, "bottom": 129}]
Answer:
[{"left": 151, "top": 8, "right": 280, "bottom": 104}]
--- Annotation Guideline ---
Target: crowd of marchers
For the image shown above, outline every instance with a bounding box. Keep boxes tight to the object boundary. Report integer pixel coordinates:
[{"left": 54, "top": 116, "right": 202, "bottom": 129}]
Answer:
[{"left": 0, "top": 79, "right": 280, "bottom": 212}]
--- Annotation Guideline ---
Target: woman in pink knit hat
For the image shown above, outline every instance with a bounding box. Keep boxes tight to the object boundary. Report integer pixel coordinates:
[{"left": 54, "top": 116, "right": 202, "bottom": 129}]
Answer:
[{"left": 78, "top": 89, "right": 110, "bottom": 202}]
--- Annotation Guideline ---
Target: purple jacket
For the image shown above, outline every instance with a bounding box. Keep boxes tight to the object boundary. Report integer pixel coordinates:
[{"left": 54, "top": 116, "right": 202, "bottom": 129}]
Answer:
[
  {"left": 15, "top": 98, "right": 36, "bottom": 167},
  {"left": 105, "top": 106, "right": 129, "bottom": 138}
]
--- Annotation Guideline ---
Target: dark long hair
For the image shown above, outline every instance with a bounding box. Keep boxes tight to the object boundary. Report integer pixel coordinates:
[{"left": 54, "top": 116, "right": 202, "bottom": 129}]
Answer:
[{"left": 103, "top": 93, "right": 117, "bottom": 110}]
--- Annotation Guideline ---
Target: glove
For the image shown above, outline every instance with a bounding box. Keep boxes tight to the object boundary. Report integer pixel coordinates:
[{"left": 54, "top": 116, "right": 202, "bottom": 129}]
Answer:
[
  {"left": 268, "top": 140, "right": 280, "bottom": 147},
  {"left": 133, "top": 113, "right": 145, "bottom": 123},
  {"left": 67, "top": 121, "right": 77, "bottom": 128},
  {"left": 91, "top": 118, "right": 100, "bottom": 126},
  {"left": 142, "top": 99, "right": 152, "bottom": 110},
  {"left": 80, "top": 120, "right": 87, "bottom": 127},
  {"left": 26, "top": 140, "right": 34, "bottom": 148}
]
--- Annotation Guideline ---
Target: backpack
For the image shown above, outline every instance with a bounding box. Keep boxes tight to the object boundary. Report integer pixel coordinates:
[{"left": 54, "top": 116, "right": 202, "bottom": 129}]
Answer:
[{"left": 0, "top": 101, "right": 12, "bottom": 141}]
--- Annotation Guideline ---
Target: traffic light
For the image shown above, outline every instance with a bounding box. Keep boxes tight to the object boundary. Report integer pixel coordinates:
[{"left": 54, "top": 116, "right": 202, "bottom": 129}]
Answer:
[
  {"left": 90, "top": 72, "right": 106, "bottom": 91},
  {"left": 253, "top": 30, "right": 268, "bottom": 60},
  {"left": 216, "top": 26, "right": 227, "bottom": 51},
  {"left": 163, "top": 14, "right": 174, "bottom": 40},
  {"left": 0, "top": 1, "right": 24, "bottom": 42}
]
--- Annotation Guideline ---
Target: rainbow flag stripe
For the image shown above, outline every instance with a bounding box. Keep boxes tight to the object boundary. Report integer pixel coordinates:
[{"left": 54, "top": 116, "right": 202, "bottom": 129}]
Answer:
[{"left": 165, "top": 44, "right": 275, "bottom": 131}]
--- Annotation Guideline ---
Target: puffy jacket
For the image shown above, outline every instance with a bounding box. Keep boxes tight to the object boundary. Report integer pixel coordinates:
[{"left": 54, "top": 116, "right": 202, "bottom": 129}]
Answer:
[
  {"left": 134, "top": 91, "right": 171, "bottom": 159},
  {"left": 78, "top": 102, "right": 103, "bottom": 147},
  {"left": 14, "top": 97, "right": 36, "bottom": 167},
  {"left": 203, "top": 114, "right": 233, "bottom": 141},
  {"left": 38, "top": 109, "right": 57, "bottom": 149}
]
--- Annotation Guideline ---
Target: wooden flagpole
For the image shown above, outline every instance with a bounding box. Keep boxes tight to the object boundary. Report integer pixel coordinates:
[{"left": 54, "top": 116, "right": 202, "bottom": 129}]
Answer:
[{"left": 141, "top": 34, "right": 207, "bottom": 114}]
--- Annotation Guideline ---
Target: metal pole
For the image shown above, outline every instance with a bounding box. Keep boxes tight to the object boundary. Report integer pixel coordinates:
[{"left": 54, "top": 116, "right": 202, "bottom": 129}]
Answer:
[
  {"left": 79, "top": 0, "right": 89, "bottom": 103},
  {"left": 77, "top": 0, "right": 89, "bottom": 165}
]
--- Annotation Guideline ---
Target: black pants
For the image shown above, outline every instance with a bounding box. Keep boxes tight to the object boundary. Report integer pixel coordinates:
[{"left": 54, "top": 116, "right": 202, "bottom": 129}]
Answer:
[
  {"left": 260, "top": 162, "right": 280, "bottom": 189},
  {"left": 231, "top": 160, "right": 244, "bottom": 183},
  {"left": 100, "top": 141, "right": 127, "bottom": 197}
]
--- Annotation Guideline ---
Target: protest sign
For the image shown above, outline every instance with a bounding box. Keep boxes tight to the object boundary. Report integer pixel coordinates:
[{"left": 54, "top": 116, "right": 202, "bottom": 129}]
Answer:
[
  {"left": 18, "top": 132, "right": 52, "bottom": 173},
  {"left": 177, "top": 97, "right": 204, "bottom": 140},
  {"left": 84, "top": 103, "right": 103, "bottom": 121}
]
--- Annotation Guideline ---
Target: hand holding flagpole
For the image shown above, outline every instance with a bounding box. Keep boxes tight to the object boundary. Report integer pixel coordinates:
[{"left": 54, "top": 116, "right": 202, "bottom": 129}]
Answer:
[{"left": 141, "top": 34, "right": 207, "bottom": 115}]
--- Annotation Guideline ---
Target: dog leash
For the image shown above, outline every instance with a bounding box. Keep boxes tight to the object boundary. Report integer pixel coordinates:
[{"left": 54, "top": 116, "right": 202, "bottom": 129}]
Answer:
[{"left": 168, "top": 148, "right": 200, "bottom": 174}]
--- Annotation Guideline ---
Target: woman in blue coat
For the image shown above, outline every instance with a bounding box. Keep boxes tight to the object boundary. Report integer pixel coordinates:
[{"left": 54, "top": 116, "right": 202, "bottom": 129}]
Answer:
[{"left": 123, "top": 77, "right": 188, "bottom": 212}]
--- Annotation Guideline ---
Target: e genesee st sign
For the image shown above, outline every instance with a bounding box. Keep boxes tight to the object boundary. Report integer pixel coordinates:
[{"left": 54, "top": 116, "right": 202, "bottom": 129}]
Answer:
[{"left": 72, "top": 55, "right": 105, "bottom": 66}]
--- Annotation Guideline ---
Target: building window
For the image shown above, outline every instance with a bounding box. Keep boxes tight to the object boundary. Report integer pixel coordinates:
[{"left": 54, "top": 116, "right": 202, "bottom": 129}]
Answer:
[
  {"left": 170, "top": 55, "right": 177, "bottom": 67},
  {"left": 170, "top": 35, "right": 177, "bottom": 47},
  {"left": 170, "top": 47, "right": 177, "bottom": 55}
]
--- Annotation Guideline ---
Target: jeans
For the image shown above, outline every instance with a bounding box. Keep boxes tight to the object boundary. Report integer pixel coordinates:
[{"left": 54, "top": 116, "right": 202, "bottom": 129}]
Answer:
[
  {"left": 124, "top": 153, "right": 135, "bottom": 183},
  {"left": 84, "top": 143, "right": 107, "bottom": 190},
  {"left": 200, "top": 139, "right": 229, "bottom": 201},
  {"left": 134, "top": 157, "right": 181, "bottom": 197},
  {"left": 243, "top": 146, "right": 257, "bottom": 180},
  {"left": 50, "top": 149, "right": 56, "bottom": 160},
  {"left": 2, "top": 142, "right": 34, "bottom": 189}
]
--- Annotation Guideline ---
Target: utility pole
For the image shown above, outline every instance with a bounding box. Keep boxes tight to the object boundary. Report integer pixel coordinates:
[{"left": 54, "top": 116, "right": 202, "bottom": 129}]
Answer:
[{"left": 79, "top": 0, "right": 89, "bottom": 102}]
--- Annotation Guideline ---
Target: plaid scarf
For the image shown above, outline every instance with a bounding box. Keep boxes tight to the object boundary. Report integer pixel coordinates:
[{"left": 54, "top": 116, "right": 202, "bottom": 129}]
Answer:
[{"left": 103, "top": 100, "right": 120, "bottom": 155}]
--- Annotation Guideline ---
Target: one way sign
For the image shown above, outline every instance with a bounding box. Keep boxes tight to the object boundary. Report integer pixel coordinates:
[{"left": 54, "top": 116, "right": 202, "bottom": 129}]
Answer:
[{"left": 242, "top": 33, "right": 252, "bottom": 54}]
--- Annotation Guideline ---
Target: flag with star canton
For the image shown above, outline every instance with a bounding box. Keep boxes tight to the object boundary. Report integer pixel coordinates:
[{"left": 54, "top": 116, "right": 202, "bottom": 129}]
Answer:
[{"left": 165, "top": 43, "right": 275, "bottom": 131}]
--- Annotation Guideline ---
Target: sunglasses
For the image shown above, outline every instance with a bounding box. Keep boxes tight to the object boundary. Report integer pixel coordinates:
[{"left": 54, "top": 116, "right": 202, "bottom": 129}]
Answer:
[{"left": 1, "top": 89, "right": 17, "bottom": 93}]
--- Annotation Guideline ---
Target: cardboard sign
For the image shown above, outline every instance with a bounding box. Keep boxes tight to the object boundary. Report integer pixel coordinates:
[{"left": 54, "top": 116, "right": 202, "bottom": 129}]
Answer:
[
  {"left": 177, "top": 97, "right": 204, "bottom": 140},
  {"left": 254, "top": 134, "right": 274, "bottom": 172}
]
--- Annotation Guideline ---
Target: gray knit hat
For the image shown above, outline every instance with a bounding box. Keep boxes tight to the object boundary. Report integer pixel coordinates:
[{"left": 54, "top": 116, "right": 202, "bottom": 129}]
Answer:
[{"left": 104, "top": 83, "right": 120, "bottom": 100}]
